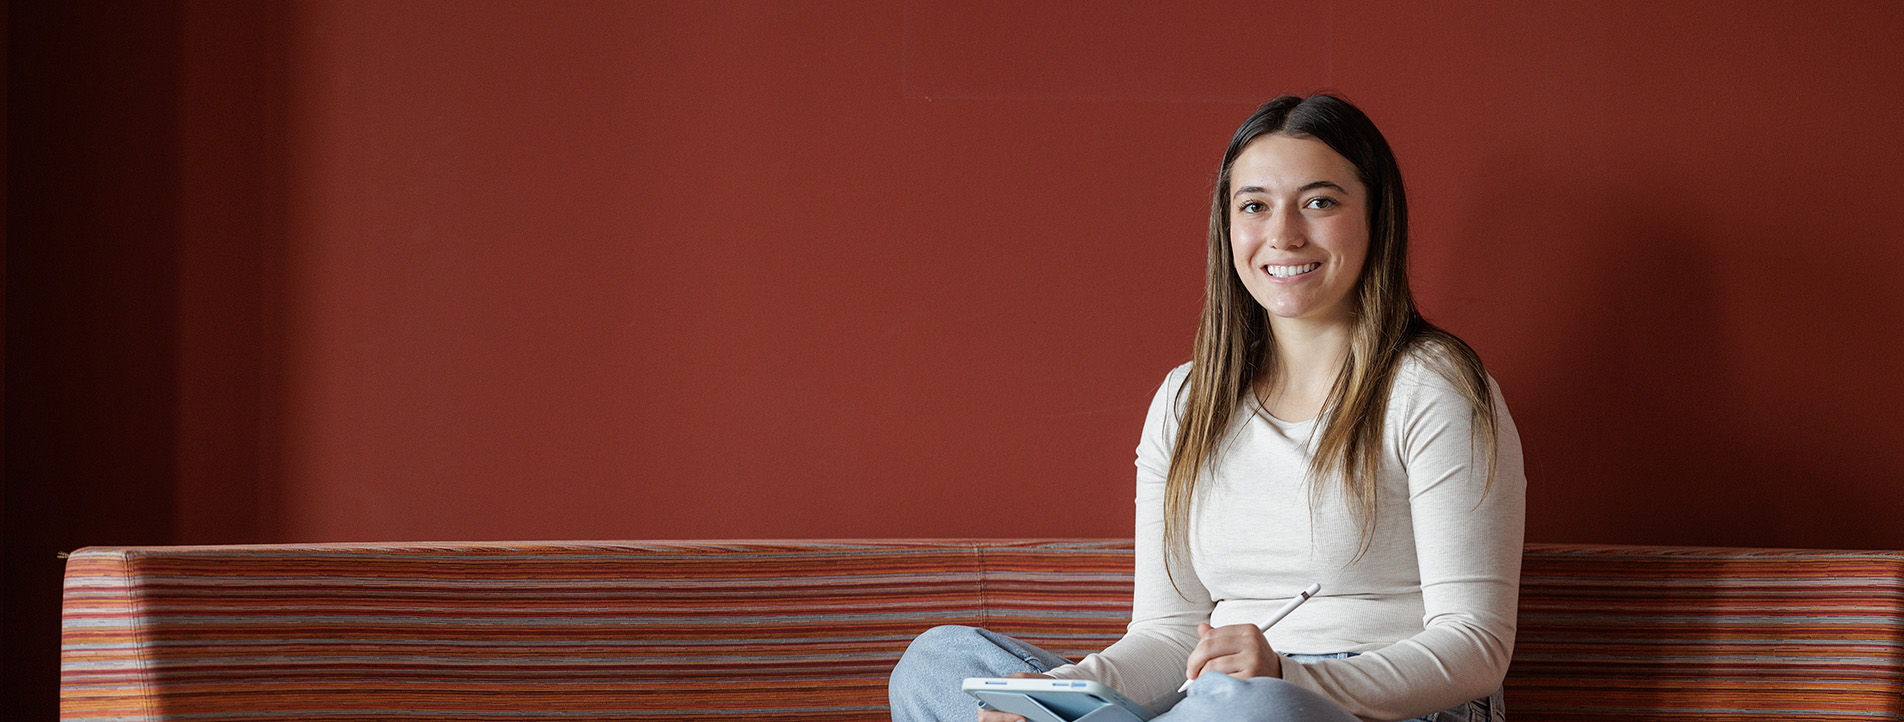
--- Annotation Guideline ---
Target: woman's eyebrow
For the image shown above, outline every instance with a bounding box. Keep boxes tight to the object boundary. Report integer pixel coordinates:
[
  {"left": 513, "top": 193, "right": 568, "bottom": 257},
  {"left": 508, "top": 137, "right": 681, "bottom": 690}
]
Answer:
[{"left": 1232, "top": 180, "right": 1350, "bottom": 199}]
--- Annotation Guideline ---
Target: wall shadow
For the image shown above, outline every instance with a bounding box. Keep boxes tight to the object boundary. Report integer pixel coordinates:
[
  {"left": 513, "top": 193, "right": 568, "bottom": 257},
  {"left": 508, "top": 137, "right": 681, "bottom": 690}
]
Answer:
[
  {"left": 5, "top": 2, "right": 186, "bottom": 718},
  {"left": 4, "top": 1, "right": 293, "bottom": 719},
  {"left": 172, "top": 0, "right": 293, "bottom": 547}
]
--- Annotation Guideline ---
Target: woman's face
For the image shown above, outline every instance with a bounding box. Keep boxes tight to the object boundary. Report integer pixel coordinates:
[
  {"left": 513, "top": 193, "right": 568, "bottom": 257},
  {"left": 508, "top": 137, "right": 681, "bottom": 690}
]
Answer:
[{"left": 1227, "top": 134, "right": 1370, "bottom": 329}]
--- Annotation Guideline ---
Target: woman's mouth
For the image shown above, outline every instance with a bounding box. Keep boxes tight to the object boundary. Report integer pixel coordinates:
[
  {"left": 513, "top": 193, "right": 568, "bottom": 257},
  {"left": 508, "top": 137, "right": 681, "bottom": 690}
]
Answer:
[{"left": 1264, "top": 262, "right": 1321, "bottom": 278}]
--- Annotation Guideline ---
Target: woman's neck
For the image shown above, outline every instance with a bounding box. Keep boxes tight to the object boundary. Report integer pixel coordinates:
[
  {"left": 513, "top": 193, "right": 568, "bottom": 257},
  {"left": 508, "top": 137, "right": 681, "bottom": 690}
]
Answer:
[{"left": 1259, "top": 316, "right": 1353, "bottom": 422}]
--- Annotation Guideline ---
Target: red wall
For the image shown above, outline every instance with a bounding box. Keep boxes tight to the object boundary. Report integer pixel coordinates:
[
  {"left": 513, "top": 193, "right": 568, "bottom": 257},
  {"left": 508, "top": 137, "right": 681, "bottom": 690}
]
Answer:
[{"left": 9, "top": 1, "right": 1904, "bottom": 716}]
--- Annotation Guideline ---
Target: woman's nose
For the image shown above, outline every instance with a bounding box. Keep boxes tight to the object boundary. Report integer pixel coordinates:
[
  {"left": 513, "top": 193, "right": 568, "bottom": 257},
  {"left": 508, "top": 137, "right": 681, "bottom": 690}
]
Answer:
[{"left": 1266, "top": 213, "right": 1305, "bottom": 249}]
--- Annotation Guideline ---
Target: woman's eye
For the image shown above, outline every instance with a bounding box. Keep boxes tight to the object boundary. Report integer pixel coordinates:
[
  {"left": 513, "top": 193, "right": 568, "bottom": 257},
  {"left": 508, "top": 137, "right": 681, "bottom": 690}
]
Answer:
[
  {"left": 1304, "top": 197, "right": 1337, "bottom": 210},
  {"left": 1239, "top": 201, "right": 1265, "bottom": 213}
]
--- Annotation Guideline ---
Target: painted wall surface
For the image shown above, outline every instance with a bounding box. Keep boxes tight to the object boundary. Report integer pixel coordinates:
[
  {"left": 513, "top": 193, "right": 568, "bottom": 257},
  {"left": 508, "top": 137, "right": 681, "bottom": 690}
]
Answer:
[{"left": 9, "top": 1, "right": 1904, "bottom": 716}]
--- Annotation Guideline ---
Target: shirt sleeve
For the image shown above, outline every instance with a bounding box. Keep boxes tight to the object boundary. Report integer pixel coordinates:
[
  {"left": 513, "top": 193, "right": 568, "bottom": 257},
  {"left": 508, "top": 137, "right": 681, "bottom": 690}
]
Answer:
[
  {"left": 1043, "top": 364, "right": 1209, "bottom": 714},
  {"left": 1276, "top": 364, "right": 1527, "bottom": 721}
]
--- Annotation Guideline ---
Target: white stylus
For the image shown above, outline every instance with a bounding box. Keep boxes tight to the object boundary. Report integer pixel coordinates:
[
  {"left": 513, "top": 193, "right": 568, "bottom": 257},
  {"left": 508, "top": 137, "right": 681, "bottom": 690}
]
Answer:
[{"left": 1176, "top": 582, "right": 1322, "bottom": 693}]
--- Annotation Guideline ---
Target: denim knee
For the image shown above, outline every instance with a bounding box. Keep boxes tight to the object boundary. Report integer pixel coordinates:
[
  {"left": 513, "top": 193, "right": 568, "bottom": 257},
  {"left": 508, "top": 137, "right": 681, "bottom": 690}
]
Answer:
[
  {"left": 1168, "top": 673, "right": 1359, "bottom": 722},
  {"left": 894, "top": 625, "right": 985, "bottom": 674},
  {"left": 911, "top": 624, "right": 985, "bottom": 652},
  {"left": 890, "top": 625, "right": 995, "bottom": 722}
]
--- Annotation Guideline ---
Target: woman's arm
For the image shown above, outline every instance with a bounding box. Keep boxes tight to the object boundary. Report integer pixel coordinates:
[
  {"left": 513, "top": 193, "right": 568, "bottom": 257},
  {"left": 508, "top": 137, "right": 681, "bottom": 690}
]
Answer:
[
  {"left": 1042, "top": 364, "right": 1214, "bottom": 714},
  {"left": 1276, "top": 364, "right": 1527, "bottom": 721}
]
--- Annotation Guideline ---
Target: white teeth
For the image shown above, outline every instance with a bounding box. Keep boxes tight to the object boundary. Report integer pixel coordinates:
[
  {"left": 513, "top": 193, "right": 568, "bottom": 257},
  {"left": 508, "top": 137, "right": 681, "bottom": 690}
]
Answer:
[{"left": 1265, "top": 262, "right": 1321, "bottom": 278}]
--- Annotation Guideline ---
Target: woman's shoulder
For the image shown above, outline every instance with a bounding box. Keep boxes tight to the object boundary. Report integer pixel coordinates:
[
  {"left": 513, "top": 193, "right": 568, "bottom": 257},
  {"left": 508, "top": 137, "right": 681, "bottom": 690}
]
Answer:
[
  {"left": 1137, "top": 361, "right": 1196, "bottom": 453},
  {"left": 1161, "top": 361, "right": 1194, "bottom": 390},
  {"left": 1392, "top": 337, "right": 1497, "bottom": 410},
  {"left": 1146, "top": 361, "right": 1195, "bottom": 415},
  {"left": 1395, "top": 341, "right": 1457, "bottom": 384}
]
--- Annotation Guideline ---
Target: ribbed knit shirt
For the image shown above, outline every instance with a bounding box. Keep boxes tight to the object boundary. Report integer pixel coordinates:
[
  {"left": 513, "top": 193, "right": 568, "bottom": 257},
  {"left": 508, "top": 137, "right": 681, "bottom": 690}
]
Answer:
[{"left": 1044, "top": 356, "right": 1527, "bottom": 721}]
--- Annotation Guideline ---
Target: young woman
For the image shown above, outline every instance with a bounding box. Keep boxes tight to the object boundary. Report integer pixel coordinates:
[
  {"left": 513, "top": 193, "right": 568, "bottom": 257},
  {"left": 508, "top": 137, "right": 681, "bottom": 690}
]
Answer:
[{"left": 890, "top": 95, "right": 1526, "bottom": 722}]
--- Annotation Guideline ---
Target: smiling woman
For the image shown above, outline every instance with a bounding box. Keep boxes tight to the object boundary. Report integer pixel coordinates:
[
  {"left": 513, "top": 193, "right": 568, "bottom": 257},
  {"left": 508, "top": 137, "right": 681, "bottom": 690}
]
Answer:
[
  {"left": 1225, "top": 135, "right": 1370, "bottom": 333},
  {"left": 889, "top": 95, "right": 1527, "bottom": 722}
]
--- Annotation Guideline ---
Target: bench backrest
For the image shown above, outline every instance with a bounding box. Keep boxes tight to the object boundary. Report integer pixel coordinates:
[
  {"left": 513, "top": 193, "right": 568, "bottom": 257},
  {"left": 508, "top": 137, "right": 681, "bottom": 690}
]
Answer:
[
  {"left": 61, "top": 540, "right": 1903, "bottom": 721},
  {"left": 1513, "top": 544, "right": 1903, "bottom": 721}
]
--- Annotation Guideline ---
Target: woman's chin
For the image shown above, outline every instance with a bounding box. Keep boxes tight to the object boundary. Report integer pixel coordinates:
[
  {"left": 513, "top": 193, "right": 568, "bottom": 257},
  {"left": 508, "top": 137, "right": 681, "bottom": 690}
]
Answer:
[{"left": 1262, "top": 300, "right": 1355, "bottom": 327}]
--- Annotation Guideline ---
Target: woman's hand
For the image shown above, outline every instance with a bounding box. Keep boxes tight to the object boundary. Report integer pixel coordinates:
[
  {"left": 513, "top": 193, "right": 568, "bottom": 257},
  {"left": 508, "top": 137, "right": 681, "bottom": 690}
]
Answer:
[
  {"left": 976, "top": 672, "right": 1053, "bottom": 722},
  {"left": 1183, "top": 623, "right": 1282, "bottom": 684}
]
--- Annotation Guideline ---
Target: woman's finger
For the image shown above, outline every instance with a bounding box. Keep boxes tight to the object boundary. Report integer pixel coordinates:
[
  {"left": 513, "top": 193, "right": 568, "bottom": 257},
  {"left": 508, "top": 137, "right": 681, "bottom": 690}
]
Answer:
[
  {"left": 1184, "top": 626, "right": 1249, "bottom": 678},
  {"left": 1186, "top": 623, "right": 1280, "bottom": 682},
  {"left": 1183, "top": 646, "right": 1215, "bottom": 681},
  {"left": 1183, "top": 623, "right": 1221, "bottom": 680}
]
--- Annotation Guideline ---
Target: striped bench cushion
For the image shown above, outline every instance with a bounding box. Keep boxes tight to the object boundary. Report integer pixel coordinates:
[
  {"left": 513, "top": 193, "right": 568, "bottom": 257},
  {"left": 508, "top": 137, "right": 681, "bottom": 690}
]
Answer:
[
  {"left": 60, "top": 540, "right": 1133, "bottom": 721},
  {"left": 61, "top": 541, "right": 1904, "bottom": 721},
  {"left": 1510, "top": 545, "right": 1904, "bottom": 721}
]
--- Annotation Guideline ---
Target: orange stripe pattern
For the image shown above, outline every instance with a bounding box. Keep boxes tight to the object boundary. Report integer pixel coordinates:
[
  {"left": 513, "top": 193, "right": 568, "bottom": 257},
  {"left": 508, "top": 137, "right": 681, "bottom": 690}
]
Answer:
[
  {"left": 60, "top": 541, "right": 1903, "bottom": 720},
  {"left": 1511, "top": 544, "right": 1903, "bottom": 721},
  {"left": 60, "top": 540, "right": 1133, "bottom": 721}
]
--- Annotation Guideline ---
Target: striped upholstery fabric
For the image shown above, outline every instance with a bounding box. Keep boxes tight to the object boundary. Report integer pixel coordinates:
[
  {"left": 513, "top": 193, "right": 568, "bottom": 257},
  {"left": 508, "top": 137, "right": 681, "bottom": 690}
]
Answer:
[
  {"left": 61, "top": 541, "right": 1903, "bottom": 721},
  {"left": 59, "top": 540, "right": 1133, "bottom": 721},
  {"left": 1510, "top": 545, "right": 1904, "bottom": 721}
]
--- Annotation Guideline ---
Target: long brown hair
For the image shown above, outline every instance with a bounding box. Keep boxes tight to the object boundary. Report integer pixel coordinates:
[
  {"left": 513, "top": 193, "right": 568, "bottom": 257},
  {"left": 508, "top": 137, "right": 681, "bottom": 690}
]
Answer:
[{"left": 1163, "top": 95, "right": 1499, "bottom": 575}]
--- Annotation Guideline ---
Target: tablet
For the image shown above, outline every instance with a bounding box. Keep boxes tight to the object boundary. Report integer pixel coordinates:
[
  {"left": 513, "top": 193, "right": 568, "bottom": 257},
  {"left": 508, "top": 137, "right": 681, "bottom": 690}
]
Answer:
[{"left": 962, "top": 677, "right": 1155, "bottom": 722}]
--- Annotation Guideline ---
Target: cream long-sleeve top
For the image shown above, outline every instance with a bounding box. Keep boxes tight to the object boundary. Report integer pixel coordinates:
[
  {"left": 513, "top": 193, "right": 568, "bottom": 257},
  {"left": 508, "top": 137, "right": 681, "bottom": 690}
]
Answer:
[{"left": 1043, "top": 355, "right": 1527, "bottom": 721}]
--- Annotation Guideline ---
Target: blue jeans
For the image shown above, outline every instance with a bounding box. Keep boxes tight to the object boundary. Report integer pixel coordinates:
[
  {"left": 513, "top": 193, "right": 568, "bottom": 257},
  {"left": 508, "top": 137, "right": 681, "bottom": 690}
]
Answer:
[{"left": 889, "top": 625, "right": 1505, "bottom": 722}]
